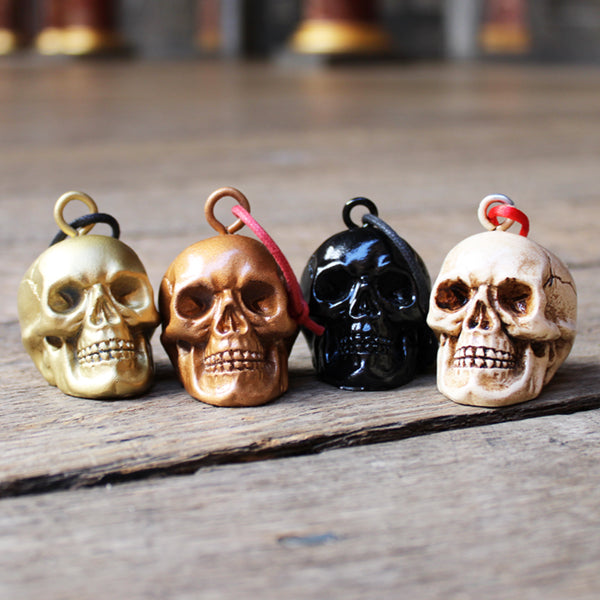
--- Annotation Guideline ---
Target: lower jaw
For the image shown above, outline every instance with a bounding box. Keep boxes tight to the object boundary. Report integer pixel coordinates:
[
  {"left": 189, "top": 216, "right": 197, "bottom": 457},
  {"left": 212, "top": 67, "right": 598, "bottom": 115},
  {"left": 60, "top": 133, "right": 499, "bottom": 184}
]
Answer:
[
  {"left": 188, "top": 373, "right": 282, "bottom": 407},
  {"left": 440, "top": 368, "right": 534, "bottom": 406},
  {"left": 78, "top": 358, "right": 150, "bottom": 385},
  {"left": 332, "top": 347, "right": 404, "bottom": 371},
  {"left": 321, "top": 362, "right": 410, "bottom": 390},
  {"left": 203, "top": 368, "right": 263, "bottom": 385},
  {"left": 184, "top": 360, "right": 282, "bottom": 405},
  {"left": 446, "top": 365, "right": 524, "bottom": 385},
  {"left": 78, "top": 357, "right": 137, "bottom": 373},
  {"left": 60, "top": 362, "right": 151, "bottom": 398}
]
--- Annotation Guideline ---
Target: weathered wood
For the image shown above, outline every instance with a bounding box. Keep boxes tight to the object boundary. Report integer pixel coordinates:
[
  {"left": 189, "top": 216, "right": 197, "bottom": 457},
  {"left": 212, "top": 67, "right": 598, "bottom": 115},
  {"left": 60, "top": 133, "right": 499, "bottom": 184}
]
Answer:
[
  {"left": 1, "top": 411, "right": 599, "bottom": 599},
  {"left": 1, "top": 270, "right": 598, "bottom": 497},
  {"left": 0, "top": 61, "right": 599, "bottom": 496},
  {"left": 1, "top": 58, "right": 600, "bottom": 598}
]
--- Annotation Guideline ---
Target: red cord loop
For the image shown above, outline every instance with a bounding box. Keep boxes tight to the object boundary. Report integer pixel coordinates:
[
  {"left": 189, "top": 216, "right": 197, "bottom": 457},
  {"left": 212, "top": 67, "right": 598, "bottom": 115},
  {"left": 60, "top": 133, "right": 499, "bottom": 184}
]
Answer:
[
  {"left": 488, "top": 204, "right": 530, "bottom": 237},
  {"left": 231, "top": 205, "right": 325, "bottom": 336}
]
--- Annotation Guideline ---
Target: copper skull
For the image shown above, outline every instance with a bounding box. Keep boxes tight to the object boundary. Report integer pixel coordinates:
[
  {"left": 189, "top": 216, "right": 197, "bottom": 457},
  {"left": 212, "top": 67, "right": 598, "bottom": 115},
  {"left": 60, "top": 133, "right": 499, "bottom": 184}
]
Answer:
[{"left": 159, "top": 234, "right": 298, "bottom": 407}]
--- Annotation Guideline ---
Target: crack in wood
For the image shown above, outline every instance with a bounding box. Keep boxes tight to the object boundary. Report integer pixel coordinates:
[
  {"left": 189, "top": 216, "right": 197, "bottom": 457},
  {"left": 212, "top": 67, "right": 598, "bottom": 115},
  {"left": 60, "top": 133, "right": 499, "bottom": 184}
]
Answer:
[{"left": 1, "top": 391, "right": 598, "bottom": 500}]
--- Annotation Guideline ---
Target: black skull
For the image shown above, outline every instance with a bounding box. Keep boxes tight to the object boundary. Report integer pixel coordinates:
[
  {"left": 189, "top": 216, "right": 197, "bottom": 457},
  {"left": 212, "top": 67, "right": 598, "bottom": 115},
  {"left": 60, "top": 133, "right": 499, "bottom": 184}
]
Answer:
[{"left": 301, "top": 200, "right": 436, "bottom": 390}]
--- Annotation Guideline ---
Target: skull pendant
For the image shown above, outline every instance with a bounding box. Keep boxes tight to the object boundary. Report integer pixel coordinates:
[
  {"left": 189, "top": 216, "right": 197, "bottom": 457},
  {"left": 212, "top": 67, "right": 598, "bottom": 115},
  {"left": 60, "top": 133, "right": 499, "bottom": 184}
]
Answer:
[
  {"left": 427, "top": 195, "right": 577, "bottom": 407},
  {"left": 17, "top": 192, "right": 160, "bottom": 399},
  {"left": 301, "top": 197, "right": 436, "bottom": 391},
  {"left": 159, "top": 188, "right": 298, "bottom": 407}
]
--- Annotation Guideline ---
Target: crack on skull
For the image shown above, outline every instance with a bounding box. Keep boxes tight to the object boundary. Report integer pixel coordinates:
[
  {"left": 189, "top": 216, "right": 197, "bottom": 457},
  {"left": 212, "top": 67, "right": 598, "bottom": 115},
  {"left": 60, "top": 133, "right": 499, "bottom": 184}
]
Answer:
[
  {"left": 427, "top": 231, "right": 577, "bottom": 406},
  {"left": 544, "top": 269, "right": 576, "bottom": 293}
]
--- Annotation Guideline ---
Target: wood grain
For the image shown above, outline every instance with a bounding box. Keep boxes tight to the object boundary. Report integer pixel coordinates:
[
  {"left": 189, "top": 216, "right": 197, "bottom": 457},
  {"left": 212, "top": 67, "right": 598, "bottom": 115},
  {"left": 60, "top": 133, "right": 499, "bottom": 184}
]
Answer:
[
  {"left": 0, "top": 61, "right": 599, "bottom": 498},
  {"left": 1, "top": 411, "right": 599, "bottom": 599},
  {"left": 1, "top": 268, "right": 597, "bottom": 497},
  {"left": 2, "top": 63, "right": 600, "bottom": 321}
]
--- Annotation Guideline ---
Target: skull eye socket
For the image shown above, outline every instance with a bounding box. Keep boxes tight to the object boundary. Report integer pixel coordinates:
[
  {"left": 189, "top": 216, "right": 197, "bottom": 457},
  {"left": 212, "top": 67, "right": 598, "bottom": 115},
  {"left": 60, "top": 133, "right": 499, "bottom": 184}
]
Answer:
[
  {"left": 241, "top": 281, "right": 277, "bottom": 316},
  {"left": 176, "top": 285, "right": 214, "bottom": 319},
  {"left": 376, "top": 269, "right": 416, "bottom": 308},
  {"left": 497, "top": 280, "right": 532, "bottom": 315},
  {"left": 111, "top": 275, "right": 148, "bottom": 309},
  {"left": 48, "top": 283, "right": 82, "bottom": 314},
  {"left": 313, "top": 267, "right": 353, "bottom": 303},
  {"left": 435, "top": 280, "right": 471, "bottom": 312}
]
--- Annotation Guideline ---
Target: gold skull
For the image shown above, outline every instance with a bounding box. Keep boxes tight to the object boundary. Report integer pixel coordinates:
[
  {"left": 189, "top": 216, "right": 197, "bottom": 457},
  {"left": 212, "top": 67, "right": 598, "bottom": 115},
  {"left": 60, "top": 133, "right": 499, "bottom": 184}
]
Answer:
[
  {"left": 18, "top": 235, "right": 159, "bottom": 398},
  {"left": 159, "top": 235, "right": 298, "bottom": 407}
]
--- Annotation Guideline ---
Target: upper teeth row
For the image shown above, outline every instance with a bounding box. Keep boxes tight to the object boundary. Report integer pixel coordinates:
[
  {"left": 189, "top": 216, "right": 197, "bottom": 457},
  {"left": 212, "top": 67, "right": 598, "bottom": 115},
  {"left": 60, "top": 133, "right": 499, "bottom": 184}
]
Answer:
[
  {"left": 453, "top": 356, "right": 516, "bottom": 370},
  {"left": 79, "top": 349, "right": 135, "bottom": 365},
  {"left": 78, "top": 339, "right": 134, "bottom": 359},
  {"left": 204, "top": 350, "right": 263, "bottom": 365},
  {"left": 339, "top": 335, "right": 393, "bottom": 355},
  {"left": 454, "top": 345, "right": 514, "bottom": 361},
  {"left": 340, "top": 335, "right": 392, "bottom": 345},
  {"left": 205, "top": 360, "right": 262, "bottom": 374}
]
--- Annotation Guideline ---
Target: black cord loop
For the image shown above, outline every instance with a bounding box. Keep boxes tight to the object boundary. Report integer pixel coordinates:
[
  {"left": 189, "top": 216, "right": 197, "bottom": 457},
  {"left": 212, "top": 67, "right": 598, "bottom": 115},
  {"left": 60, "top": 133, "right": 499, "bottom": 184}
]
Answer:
[
  {"left": 362, "top": 212, "right": 430, "bottom": 314},
  {"left": 50, "top": 213, "right": 121, "bottom": 246}
]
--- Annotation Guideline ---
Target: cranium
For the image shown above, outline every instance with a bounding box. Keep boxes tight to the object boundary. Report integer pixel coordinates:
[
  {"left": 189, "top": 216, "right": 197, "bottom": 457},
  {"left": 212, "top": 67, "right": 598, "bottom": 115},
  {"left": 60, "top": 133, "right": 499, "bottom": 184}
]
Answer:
[
  {"left": 427, "top": 231, "right": 577, "bottom": 406},
  {"left": 18, "top": 235, "right": 159, "bottom": 398},
  {"left": 159, "top": 235, "right": 298, "bottom": 407},
  {"left": 301, "top": 227, "right": 436, "bottom": 390}
]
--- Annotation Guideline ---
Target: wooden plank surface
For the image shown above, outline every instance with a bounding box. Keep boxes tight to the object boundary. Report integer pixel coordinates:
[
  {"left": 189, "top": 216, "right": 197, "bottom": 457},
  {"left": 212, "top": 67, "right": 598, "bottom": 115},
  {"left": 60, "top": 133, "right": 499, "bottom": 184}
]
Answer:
[
  {"left": 1, "top": 411, "right": 599, "bottom": 599},
  {"left": 0, "top": 284, "right": 598, "bottom": 497},
  {"left": 2, "top": 62, "right": 600, "bottom": 311},
  {"left": 0, "top": 60, "right": 599, "bottom": 496},
  {"left": 0, "top": 59, "right": 599, "bottom": 597}
]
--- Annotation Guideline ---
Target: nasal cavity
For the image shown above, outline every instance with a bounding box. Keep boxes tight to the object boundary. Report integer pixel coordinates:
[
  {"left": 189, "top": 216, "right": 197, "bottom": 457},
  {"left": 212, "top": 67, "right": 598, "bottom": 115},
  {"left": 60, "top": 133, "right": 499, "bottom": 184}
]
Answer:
[
  {"left": 349, "top": 285, "right": 380, "bottom": 319},
  {"left": 215, "top": 304, "right": 245, "bottom": 335},
  {"left": 90, "top": 295, "right": 120, "bottom": 326},
  {"left": 467, "top": 300, "right": 492, "bottom": 331}
]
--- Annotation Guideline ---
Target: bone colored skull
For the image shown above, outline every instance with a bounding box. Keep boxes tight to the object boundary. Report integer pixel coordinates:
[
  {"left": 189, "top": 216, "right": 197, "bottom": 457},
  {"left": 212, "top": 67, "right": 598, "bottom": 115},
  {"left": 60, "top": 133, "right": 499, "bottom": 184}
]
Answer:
[
  {"left": 427, "top": 231, "right": 577, "bottom": 406},
  {"left": 18, "top": 235, "right": 159, "bottom": 398},
  {"left": 159, "top": 235, "right": 297, "bottom": 407}
]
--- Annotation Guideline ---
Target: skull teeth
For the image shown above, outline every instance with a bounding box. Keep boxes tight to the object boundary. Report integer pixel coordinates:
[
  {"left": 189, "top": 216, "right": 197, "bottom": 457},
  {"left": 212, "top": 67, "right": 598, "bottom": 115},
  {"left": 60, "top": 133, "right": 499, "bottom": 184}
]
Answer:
[
  {"left": 204, "top": 350, "right": 264, "bottom": 373},
  {"left": 453, "top": 345, "right": 516, "bottom": 369},
  {"left": 339, "top": 334, "right": 393, "bottom": 356},
  {"left": 77, "top": 338, "right": 135, "bottom": 364}
]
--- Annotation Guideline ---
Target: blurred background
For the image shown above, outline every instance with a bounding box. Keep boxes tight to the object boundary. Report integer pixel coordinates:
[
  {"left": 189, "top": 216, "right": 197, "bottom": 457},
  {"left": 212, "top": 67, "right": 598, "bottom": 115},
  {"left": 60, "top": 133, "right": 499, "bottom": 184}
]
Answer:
[{"left": 1, "top": 0, "right": 600, "bottom": 63}]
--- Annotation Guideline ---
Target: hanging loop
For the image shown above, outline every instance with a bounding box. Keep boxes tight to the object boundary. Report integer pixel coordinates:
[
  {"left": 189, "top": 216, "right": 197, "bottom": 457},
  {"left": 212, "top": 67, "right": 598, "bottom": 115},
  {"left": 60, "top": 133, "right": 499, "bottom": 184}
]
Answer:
[
  {"left": 478, "top": 194, "right": 515, "bottom": 232},
  {"left": 231, "top": 204, "right": 325, "bottom": 336},
  {"left": 343, "top": 197, "right": 378, "bottom": 229},
  {"left": 50, "top": 213, "right": 120, "bottom": 246},
  {"left": 478, "top": 193, "right": 529, "bottom": 237},
  {"left": 362, "top": 212, "right": 431, "bottom": 314},
  {"left": 205, "top": 187, "right": 251, "bottom": 235},
  {"left": 54, "top": 191, "right": 98, "bottom": 238}
]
